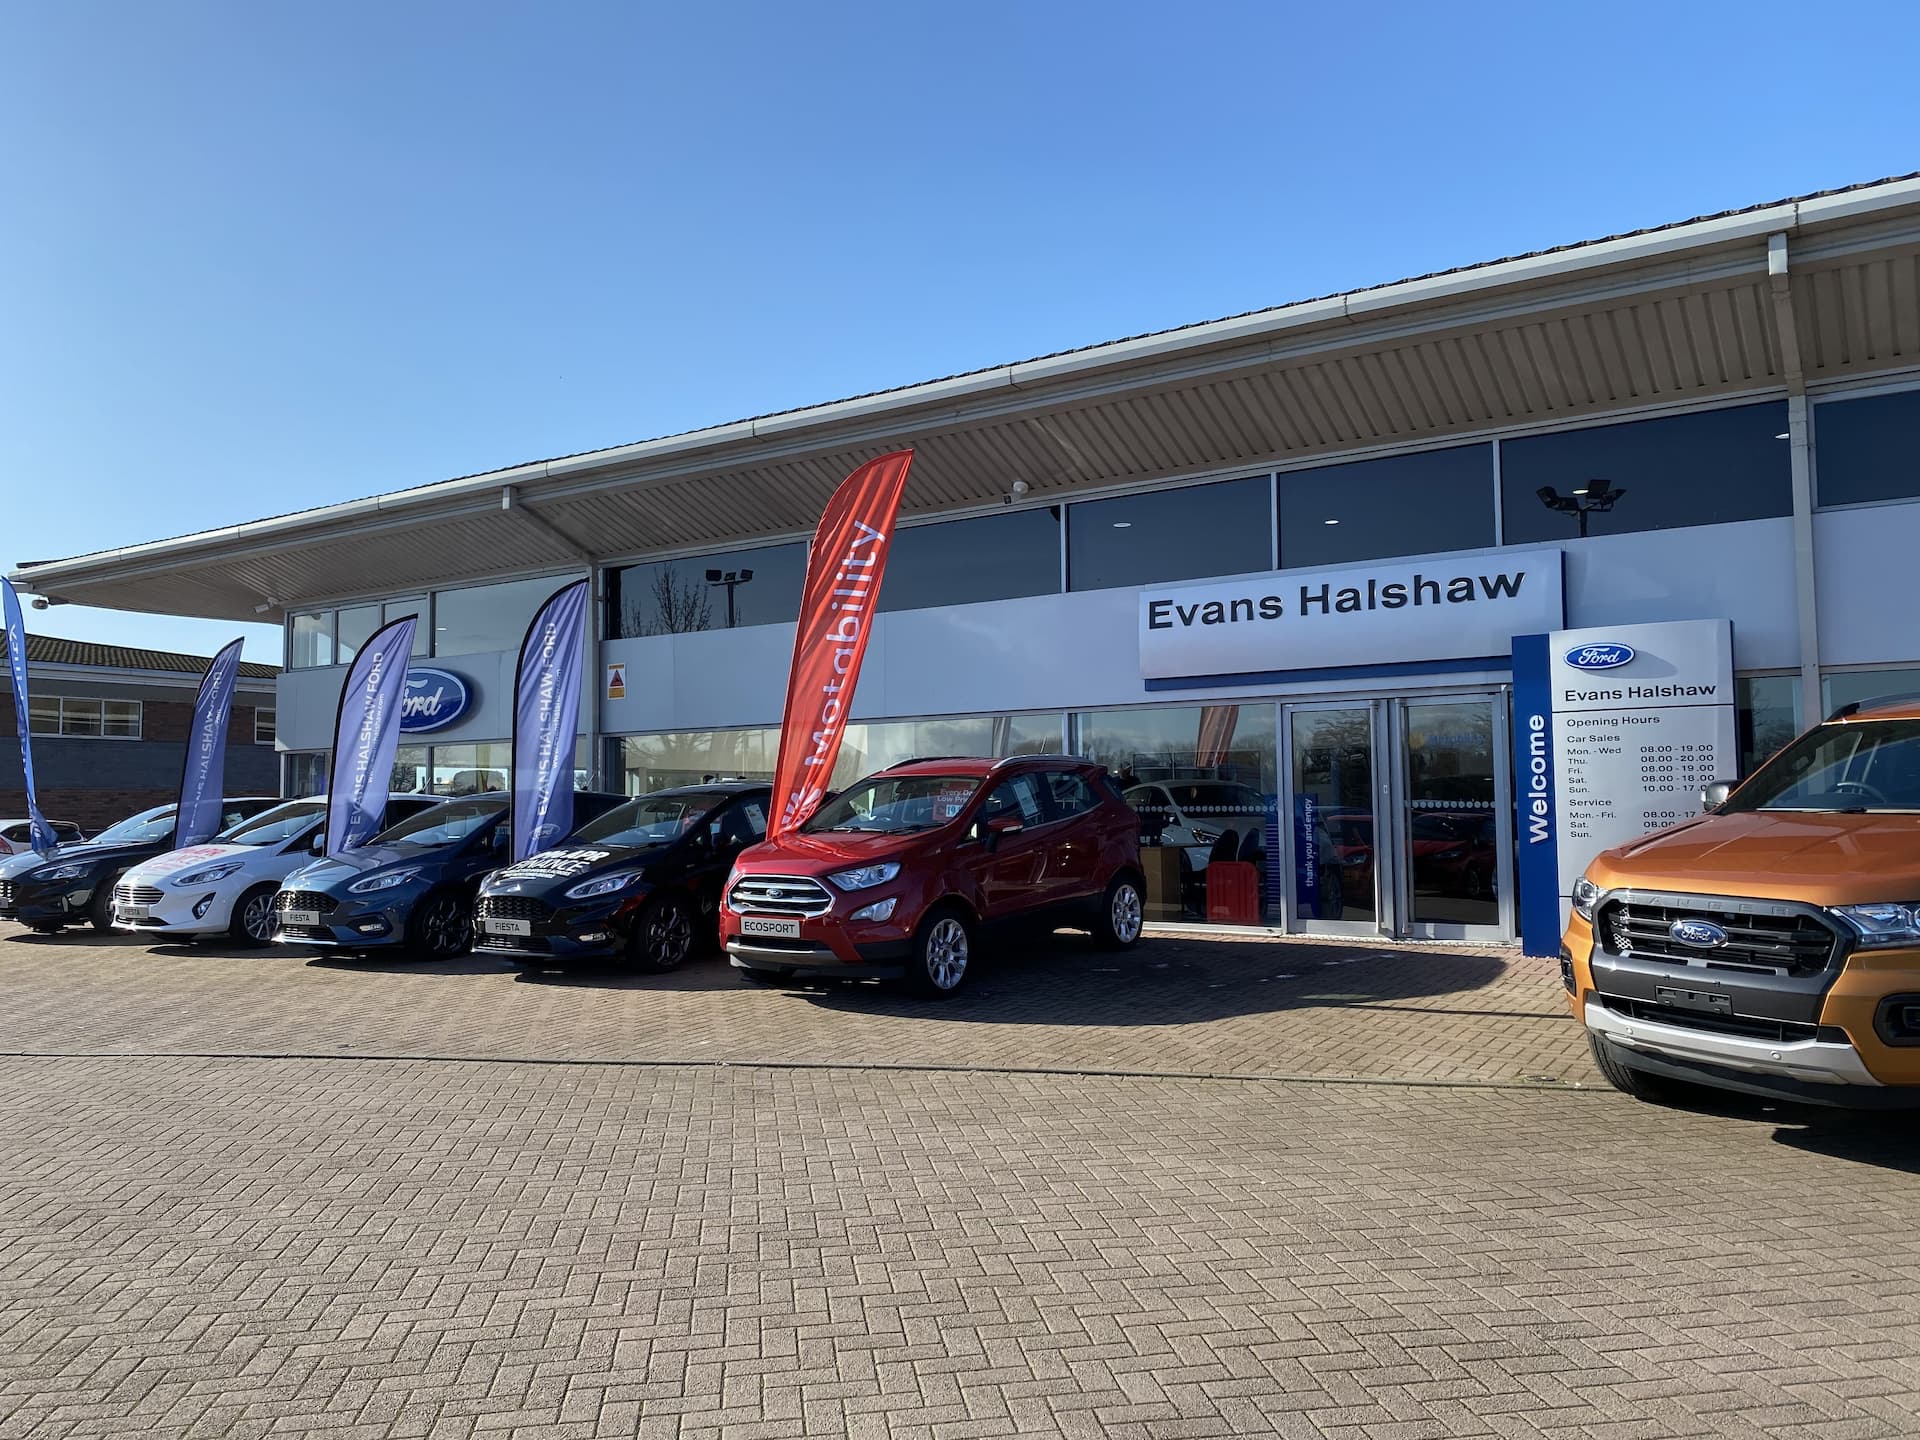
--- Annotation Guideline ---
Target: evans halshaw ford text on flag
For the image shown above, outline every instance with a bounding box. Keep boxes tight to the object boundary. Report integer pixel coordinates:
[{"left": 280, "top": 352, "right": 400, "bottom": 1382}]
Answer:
[
  {"left": 323, "top": 615, "right": 418, "bottom": 856},
  {"left": 0, "top": 578, "right": 55, "bottom": 856},
  {"left": 171, "top": 637, "right": 247, "bottom": 850},
  {"left": 511, "top": 579, "right": 590, "bottom": 862},
  {"left": 768, "top": 451, "right": 916, "bottom": 837}
]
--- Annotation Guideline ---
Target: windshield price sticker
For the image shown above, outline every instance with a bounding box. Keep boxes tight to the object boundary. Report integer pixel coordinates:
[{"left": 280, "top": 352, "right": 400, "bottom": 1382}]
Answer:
[{"left": 933, "top": 785, "right": 973, "bottom": 821}]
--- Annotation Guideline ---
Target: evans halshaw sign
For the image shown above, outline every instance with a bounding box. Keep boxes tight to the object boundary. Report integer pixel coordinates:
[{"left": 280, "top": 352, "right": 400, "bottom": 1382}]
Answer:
[{"left": 1138, "top": 548, "right": 1565, "bottom": 681}]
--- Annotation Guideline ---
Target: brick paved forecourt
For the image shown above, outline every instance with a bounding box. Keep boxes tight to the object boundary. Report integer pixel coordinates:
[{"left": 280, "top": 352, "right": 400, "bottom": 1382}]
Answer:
[{"left": 2, "top": 924, "right": 1918, "bottom": 1439}]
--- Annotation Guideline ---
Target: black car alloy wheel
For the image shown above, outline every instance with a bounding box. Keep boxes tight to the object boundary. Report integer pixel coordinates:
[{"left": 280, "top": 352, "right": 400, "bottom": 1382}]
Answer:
[
  {"left": 412, "top": 891, "right": 473, "bottom": 959},
  {"left": 634, "top": 894, "right": 695, "bottom": 973}
]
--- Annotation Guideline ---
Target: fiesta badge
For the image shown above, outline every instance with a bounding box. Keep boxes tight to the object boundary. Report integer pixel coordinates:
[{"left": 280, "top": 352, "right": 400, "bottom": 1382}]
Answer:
[
  {"left": 1668, "top": 918, "right": 1728, "bottom": 949},
  {"left": 400, "top": 667, "right": 471, "bottom": 734},
  {"left": 1565, "top": 642, "right": 1636, "bottom": 671}
]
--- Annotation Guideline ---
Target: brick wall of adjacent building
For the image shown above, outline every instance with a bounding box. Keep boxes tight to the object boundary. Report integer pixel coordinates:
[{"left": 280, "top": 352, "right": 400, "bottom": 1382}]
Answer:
[{"left": 0, "top": 694, "right": 280, "bottom": 832}]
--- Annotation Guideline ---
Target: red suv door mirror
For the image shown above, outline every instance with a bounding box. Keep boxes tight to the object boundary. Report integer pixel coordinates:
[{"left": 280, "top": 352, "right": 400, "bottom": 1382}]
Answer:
[{"left": 980, "top": 814, "right": 1024, "bottom": 849}]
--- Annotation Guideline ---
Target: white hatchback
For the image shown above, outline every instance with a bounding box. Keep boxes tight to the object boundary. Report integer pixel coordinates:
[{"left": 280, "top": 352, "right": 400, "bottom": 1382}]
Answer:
[{"left": 111, "top": 794, "right": 439, "bottom": 945}]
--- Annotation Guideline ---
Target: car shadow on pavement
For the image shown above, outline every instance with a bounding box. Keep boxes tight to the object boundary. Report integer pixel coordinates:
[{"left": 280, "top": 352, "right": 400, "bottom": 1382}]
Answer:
[
  {"left": 305, "top": 954, "right": 519, "bottom": 977},
  {"left": 508, "top": 952, "right": 742, "bottom": 991},
  {"left": 783, "top": 932, "right": 1519, "bottom": 1028}
]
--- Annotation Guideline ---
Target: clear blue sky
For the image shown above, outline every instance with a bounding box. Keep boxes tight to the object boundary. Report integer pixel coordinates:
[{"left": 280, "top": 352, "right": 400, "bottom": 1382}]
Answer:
[{"left": 4, "top": 0, "right": 1918, "bottom": 664}]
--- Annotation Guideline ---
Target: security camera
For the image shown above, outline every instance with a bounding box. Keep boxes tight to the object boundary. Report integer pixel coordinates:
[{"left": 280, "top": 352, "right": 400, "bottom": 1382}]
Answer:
[
  {"left": 1011, "top": 479, "right": 1031, "bottom": 496},
  {"left": 30, "top": 598, "right": 49, "bottom": 611}
]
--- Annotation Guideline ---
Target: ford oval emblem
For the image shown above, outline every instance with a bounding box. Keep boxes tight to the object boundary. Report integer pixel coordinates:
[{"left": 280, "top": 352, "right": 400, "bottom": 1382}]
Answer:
[
  {"left": 1669, "top": 918, "right": 1728, "bottom": 949},
  {"left": 1565, "top": 643, "right": 1636, "bottom": 671},
  {"left": 400, "top": 667, "right": 472, "bottom": 734}
]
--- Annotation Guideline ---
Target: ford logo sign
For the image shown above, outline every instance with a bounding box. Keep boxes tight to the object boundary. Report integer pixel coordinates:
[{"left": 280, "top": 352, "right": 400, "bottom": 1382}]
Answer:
[
  {"left": 1668, "top": 918, "right": 1729, "bottom": 949},
  {"left": 400, "top": 668, "right": 472, "bottom": 734},
  {"left": 1565, "top": 643, "right": 1636, "bottom": 671}
]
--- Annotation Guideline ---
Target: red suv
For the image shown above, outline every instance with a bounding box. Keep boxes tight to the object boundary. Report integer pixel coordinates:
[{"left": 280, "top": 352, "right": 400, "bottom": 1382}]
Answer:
[{"left": 721, "top": 756, "right": 1145, "bottom": 996}]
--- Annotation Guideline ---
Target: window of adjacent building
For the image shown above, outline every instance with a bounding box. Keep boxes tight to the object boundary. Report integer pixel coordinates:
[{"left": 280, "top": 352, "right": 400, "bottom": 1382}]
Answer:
[
  {"left": 433, "top": 575, "right": 578, "bottom": 657},
  {"left": 1735, "top": 675, "right": 1802, "bottom": 778},
  {"left": 878, "top": 508, "right": 1063, "bottom": 612},
  {"left": 1500, "top": 401, "right": 1793, "bottom": 544},
  {"left": 26, "top": 696, "right": 142, "bottom": 739},
  {"left": 335, "top": 604, "right": 382, "bottom": 664},
  {"left": 290, "top": 611, "right": 334, "bottom": 669},
  {"left": 1813, "top": 388, "right": 1920, "bottom": 507},
  {"left": 1821, "top": 668, "right": 1920, "bottom": 719},
  {"left": 284, "top": 751, "right": 328, "bottom": 798},
  {"left": 606, "top": 542, "right": 808, "bottom": 638},
  {"left": 255, "top": 708, "right": 277, "bottom": 746},
  {"left": 1279, "top": 444, "right": 1495, "bottom": 568},
  {"left": 1068, "top": 476, "right": 1273, "bottom": 592}
]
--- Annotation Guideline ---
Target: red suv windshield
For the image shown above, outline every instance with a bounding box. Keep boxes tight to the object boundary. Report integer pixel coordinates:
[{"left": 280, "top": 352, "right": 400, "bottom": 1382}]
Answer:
[{"left": 803, "top": 774, "right": 982, "bottom": 835}]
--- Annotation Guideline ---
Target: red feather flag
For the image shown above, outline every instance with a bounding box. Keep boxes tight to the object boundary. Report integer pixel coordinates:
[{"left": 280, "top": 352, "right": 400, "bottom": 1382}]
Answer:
[{"left": 768, "top": 450, "right": 916, "bottom": 836}]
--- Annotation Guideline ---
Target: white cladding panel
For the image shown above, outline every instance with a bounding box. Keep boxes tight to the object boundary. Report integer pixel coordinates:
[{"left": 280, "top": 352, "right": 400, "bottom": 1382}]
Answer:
[{"left": 1814, "top": 500, "right": 1920, "bottom": 666}]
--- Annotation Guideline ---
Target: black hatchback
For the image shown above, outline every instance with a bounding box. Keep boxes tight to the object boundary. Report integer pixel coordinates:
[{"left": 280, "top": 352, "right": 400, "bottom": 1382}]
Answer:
[
  {"left": 272, "top": 791, "right": 627, "bottom": 958},
  {"left": 472, "top": 782, "right": 771, "bottom": 970}
]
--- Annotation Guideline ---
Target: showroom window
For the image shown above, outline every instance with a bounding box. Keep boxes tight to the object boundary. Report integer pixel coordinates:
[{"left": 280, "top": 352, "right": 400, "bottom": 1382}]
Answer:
[
  {"left": 609, "top": 713, "right": 1065, "bottom": 796},
  {"left": 1279, "top": 444, "right": 1495, "bottom": 569},
  {"left": 1073, "top": 703, "right": 1277, "bottom": 927},
  {"left": 335, "top": 604, "right": 382, "bottom": 664},
  {"left": 878, "top": 508, "right": 1063, "bottom": 612},
  {"left": 289, "top": 611, "right": 334, "bottom": 669},
  {"left": 385, "top": 598, "right": 432, "bottom": 656},
  {"left": 1500, "top": 401, "right": 1792, "bottom": 544},
  {"left": 1068, "top": 476, "right": 1273, "bottom": 592},
  {"left": 27, "top": 696, "right": 142, "bottom": 739},
  {"left": 255, "top": 708, "right": 277, "bottom": 745},
  {"left": 1735, "top": 675, "right": 1802, "bottom": 777},
  {"left": 287, "top": 741, "right": 591, "bottom": 800},
  {"left": 607, "top": 542, "right": 808, "bottom": 638},
  {"left": 1814, "top": 387, "right": 1920, "bottom": 507},
  {"left": 1821, "top": 668, "right": 1920, "bottom": 718},
  {"left": 434, "top": 575, "right": 581, "bottom": 658}
]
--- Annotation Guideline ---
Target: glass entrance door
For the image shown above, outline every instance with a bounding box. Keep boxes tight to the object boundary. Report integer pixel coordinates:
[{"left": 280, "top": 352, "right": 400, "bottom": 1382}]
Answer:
[
  {"left": 1285, "top": 704, "right": 1385, "bottom": 935},
  {"left": 1393, "top": 696, "right": 1512, "bottom": 941}
]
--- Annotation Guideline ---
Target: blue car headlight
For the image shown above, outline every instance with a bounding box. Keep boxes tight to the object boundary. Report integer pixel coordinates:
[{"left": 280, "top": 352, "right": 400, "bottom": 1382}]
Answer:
[
  {"left": 28, "top": 862, "right": 90, "bottom": 883},
  {"left": 565, "top": 871, "right": 642, "bottom": 900},
  {"left": 172, "top": 861, "right": 246, "bottom": 887},
  {"left": 348, "top": 867, "right": 424, "bottom": 895}
]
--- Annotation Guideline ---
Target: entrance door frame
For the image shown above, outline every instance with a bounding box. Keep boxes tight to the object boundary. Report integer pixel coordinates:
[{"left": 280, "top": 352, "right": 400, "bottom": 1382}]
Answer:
[
  {"left": 1277, "top": 685, "right": 1515, "bottom": 943},
  {"left": 1278, "top": 698, "right": 1395, "bottom": 939},
  {"left": 1387, "top": 690, "right": 1514, "bottom": 944}
]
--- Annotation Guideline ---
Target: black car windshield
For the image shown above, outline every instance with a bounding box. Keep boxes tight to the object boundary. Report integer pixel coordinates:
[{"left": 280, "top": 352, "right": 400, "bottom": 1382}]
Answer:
[
  {"left": 371, "top": 798, "right": 504, "bottom": 848},
  {"left": 804, "top": 775, "right": 981, "bottom": 834},
  {"left": 1724, "top": 719, "right": 1920, "bottom": 813},
  {"left": 571, "top": 794, "right": 716, "bottom": 848},
  {"left": 89, "top": 805, "right": 177, "bottom": 845},
  {"left": 216, "top": 800, "right": 326, "bottom": 845}
]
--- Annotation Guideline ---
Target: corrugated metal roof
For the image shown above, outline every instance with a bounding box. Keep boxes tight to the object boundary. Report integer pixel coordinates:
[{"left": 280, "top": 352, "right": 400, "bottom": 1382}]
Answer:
[
  {"left": 14, "top": 635, "right": 279, "bottom": 680},
  {"left": 16, "top": 172, "right": 1920, "bottom": 622}
]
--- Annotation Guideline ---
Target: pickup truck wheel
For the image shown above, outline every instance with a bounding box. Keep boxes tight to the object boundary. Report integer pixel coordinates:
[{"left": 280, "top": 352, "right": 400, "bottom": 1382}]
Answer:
[
  {"left": 905, "top": 907, "right": 972, "bottom": 998},
  {"left": 1092, "top": 873, "right": 1145, "bottom": 950},
  {"left": 1588, "top": 1033, "right": 1677, "bottom": 1104}
]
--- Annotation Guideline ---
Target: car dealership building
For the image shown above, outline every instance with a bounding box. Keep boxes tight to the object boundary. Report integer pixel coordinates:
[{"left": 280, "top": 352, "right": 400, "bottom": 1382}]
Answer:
[{"left": 14, "top": 175, "right": 1920, "bottom": 945}]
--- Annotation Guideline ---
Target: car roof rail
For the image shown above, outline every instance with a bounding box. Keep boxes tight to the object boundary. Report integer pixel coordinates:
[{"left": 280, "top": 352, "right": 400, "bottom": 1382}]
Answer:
[
  {"left": 1826, "top": 691, "right": 1920, "bottom": 722},
  {"left": 882, "top": 755, "right": 979, "bottom": 768}
]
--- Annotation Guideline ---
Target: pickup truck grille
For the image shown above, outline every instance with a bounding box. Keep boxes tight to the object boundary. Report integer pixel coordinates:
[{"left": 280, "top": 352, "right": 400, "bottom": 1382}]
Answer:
[
  {"left": 728, "top": 875, "right": 833, "bottom": 917},
  {"left": 1599, "top": 894, "right": 1840, "bottom": 977}
]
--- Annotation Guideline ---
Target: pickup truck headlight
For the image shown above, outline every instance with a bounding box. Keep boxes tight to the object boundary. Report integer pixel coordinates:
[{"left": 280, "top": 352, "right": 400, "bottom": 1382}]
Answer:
[
  {"left": 1571, "top": 877, "right": 1601, "bottom": 920},
  {"left": 172, "top": 861, "right": 245, "bottom": 887},
  {"left": 348, "top": 867, "right": 422, "bottom": 895},
  {"left": 828, "top": 862, "right": 900, "bottom": 892},
  {"left": 1832, "top": 903, "right": 1920, "bottom": 948},
  {"left": 565, "top": 871, "right": 642, "bottom": 900}
]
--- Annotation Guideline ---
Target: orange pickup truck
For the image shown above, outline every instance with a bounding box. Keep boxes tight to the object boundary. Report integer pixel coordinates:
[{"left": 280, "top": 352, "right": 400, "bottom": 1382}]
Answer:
[{"left": 1564, "top": 695, "right": 1920, "bottom": 1109}]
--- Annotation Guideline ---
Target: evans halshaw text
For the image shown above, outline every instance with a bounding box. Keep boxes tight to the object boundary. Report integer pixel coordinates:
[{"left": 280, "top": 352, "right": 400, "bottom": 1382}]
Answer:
[{"left": 1146, "top": 569, "right": 1528, "bottom": 630}]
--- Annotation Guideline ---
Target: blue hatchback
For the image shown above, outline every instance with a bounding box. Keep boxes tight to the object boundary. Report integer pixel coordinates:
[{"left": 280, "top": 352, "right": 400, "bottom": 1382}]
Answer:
[{"left": 272, "top": 791, "right": 625, "bottom": 958}]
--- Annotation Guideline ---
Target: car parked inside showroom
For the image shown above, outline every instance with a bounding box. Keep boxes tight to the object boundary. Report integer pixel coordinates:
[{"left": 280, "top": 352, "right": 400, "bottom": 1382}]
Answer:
[
  {"left": 110, "top": 794, "right": 439, "bottom": 945},
  {"left": 0, "top": 797, "right": 278, "bottom": 934},
  {"left": 722, "top": 755, "right": 1145, "bottom": 997},
  {"left": 473, "top": 782, "right": 772, "bottom": 969},
  {"left": 272, "top": 790, "right": 625, "bottom": 958}
]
